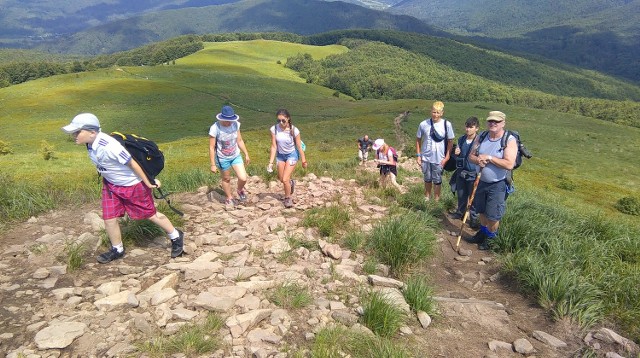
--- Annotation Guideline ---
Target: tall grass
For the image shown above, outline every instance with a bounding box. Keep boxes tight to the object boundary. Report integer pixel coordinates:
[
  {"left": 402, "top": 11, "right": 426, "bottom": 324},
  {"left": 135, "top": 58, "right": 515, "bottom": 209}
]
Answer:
[
  {"left": 497, "top": 189, "right": 640, "bottom": 340},
  {"left": 403, "top": 274, "right": 437, "bottom": 316},
  {"left": 366, "top": 211, "right": 438, "bottom": 276},
  {"left": 359, "top": 290, "right": 407, "bottom": 337}
]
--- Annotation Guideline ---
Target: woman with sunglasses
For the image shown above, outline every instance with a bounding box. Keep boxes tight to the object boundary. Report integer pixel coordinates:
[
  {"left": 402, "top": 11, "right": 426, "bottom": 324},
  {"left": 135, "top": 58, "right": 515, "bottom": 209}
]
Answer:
[{"left": 268, "top": 108, "right": 308, "bottom": 208}]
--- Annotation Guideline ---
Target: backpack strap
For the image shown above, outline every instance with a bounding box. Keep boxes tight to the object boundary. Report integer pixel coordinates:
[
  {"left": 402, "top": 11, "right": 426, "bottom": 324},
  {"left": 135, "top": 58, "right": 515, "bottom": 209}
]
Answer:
[{"left": 475, "top": 130, "right": 489, "bottom": 156}]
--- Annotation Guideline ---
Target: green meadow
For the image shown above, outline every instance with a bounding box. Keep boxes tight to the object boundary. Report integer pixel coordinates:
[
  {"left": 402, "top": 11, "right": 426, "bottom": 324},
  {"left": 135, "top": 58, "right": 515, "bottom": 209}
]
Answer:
[{"left": 1, "top": 39, "right": 640, "bottom": 341}]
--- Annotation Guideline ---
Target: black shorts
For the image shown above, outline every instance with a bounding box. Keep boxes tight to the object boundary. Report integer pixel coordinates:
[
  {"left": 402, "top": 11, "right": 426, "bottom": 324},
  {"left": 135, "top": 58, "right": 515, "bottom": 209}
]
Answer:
[{"left": 379, "top": 165, "right": 397, "bottom": 176}]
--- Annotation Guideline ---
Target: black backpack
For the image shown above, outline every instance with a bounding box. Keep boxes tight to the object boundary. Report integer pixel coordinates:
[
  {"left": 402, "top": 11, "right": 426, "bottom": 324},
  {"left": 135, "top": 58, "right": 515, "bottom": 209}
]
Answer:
[
  {"left": 110, "top": 132, "right": 164, "bottom": 182},
  {"left": 427, "top": 119, "right": 454, "bottom": 171},
  {"left": 110, "top": 132, "right": 183, "bottom": 216},
  {"left": 476, "top": 129, "right": 532, "bottom": 183}
]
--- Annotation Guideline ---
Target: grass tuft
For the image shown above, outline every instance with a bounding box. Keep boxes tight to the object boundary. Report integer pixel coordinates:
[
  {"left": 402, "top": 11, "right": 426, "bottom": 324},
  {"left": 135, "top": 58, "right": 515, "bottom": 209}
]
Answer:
[
  {"left": 269, "top": 282, "right": 313, "bottom": 309},
  {"left": 63, "top": 240, "right": 86, "bottom": 271},
  {"left": 302, "top": 205, "right": 351, "bottom": 237},
  {"left": 312, "top": 325, "right": 410, "bottom": 358},
  {"left": 359, "top": 290, "right": 407, "bottom": 337},
  {"left": 402, "top": 274, "right": 437, "bottom": 315},
  {"left": 366, "top": 211, "right": 437, "bottom": 276},
  {"left": 137, "top": 313, "right": 224, "bottom": 357}
]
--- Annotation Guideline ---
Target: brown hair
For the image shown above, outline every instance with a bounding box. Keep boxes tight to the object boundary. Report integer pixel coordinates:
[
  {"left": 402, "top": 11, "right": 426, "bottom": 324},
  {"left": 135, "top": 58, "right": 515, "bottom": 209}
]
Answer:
[{"left": 276, "top": 108, "right": 295, "bottom": 140}]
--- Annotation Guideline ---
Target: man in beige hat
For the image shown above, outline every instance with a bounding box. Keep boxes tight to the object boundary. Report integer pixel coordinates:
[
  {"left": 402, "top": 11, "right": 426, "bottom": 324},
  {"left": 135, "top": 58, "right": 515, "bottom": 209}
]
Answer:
[{"left": 466, "top": 111, "right": 517, "bottom": 250}]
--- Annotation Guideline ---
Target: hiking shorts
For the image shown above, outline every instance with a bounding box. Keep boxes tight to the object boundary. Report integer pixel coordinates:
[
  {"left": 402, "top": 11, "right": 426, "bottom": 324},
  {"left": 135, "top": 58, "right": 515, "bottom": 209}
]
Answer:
[
  {"left": 421, "top": 161, "right": 443, "bottom": 185},
  {"left": 215, "top": 154, "right": 244, "bottom": 171},
  {"left": 473, "top": 180, "right": 507, "bottom": 222},
  {"left": 379, "top": 164, "right": 397, "bottom": 176},
  {"left": 276, "top": 151, "right": 299, "bottom": 166},
  {"left": 102, "top": 180, "right": 156, "bottom": 220}
]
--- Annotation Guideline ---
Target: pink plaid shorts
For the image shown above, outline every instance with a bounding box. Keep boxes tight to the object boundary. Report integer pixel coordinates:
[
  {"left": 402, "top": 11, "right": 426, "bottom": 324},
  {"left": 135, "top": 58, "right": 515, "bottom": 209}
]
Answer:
[{"left": 101, "top": 180, "right": 156, "bottom": 220}]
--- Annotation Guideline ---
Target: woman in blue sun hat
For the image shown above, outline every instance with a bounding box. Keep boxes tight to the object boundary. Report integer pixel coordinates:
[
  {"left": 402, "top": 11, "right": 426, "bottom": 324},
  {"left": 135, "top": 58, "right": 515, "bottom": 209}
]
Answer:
[
  {"left": 209, "top": 105, "right": 251, "bottom": 206},
  {"left": 267, "top": 108, "right": 307, "bottom": 208}
]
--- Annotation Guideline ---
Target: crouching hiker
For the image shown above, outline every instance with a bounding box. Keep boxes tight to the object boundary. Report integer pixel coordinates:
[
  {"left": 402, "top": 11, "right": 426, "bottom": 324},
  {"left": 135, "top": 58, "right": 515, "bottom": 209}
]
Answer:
[
  {"left": 62, "top": 113, "right": 184, "bottom": 263},
  {"left": 372, "top": 138, "right": 402, "bottom": 191},
  {"left": 466, "top": 111, "right": 516, "bottom": 250}
]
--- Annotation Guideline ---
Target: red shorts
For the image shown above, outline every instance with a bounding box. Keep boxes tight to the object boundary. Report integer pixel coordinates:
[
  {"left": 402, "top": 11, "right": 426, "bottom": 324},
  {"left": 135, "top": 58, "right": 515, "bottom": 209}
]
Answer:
[{"left": 101, "top": 180, "right": 156, "bottom": 220}]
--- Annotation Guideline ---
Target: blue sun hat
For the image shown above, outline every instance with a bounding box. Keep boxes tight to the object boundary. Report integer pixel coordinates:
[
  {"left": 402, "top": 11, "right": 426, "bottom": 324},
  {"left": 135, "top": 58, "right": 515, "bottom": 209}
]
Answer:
[{"left": 216, "top": 105, "right": 239, "bottom": 122}]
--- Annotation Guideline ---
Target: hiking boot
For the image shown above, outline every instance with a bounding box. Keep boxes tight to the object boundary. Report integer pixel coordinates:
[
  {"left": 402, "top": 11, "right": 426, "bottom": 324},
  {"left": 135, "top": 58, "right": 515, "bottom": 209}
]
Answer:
[
  {"left": 171, "top": 229, "right": 184, "bottom": 258},
  {"left": 449, "top": 212, "right": 463, "bottom": 220},
  {"left": 97, "top": 247, "right": 125, "bottom": 264},
  {"left": 237, "top": 189, "right": 247, "bottom": 202},
  {"left": 465, "top": 230, "right": 486, "bottom": 244},
  {"left": 469, "top": 217, "right": 480, "bottom": 229},
  {"left": 478, "top": 238, "right": 493, "bottom": 251},
  {"left": 290, "top": 179, "right": 296, "bottom": 195},
  {"left": 283, "top": 197, "right": 294, "bottom": 208}
]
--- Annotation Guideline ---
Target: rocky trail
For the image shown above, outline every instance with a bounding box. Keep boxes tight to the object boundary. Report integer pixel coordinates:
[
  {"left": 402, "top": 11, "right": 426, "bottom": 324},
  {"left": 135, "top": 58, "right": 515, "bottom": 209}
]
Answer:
[{"left": 0, "top": 162, "right": 635, "bottom": 358}]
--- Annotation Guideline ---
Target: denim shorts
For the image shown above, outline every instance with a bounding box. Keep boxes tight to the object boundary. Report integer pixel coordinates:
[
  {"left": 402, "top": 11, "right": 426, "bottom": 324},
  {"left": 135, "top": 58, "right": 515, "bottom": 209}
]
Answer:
[
  {"left": 215, "top": 155, "right": 244, "bottom": 171},
  {"left": 421, "top": 161, "right": 443, "bottom": 184},
  {"left": 473, "top": 180, "right": 507, "bottom": 221},
  {"left": 276, "top": 151, "right": 299, "bottom": 165}
]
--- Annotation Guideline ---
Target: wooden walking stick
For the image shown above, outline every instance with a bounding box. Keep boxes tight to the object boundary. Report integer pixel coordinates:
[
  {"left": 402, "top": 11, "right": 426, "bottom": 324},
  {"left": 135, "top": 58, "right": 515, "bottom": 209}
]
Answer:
[{"left": 455, "top": 172, "right": 482, "bottom": 251}]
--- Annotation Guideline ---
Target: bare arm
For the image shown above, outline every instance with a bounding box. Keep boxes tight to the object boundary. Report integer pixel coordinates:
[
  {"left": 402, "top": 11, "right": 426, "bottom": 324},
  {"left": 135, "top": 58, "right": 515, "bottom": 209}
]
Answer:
[
  {"left": 209, "top": 136, "right": 218, "bottom": 173},
  {"left": 127, "top": 159, "right": 157, "bottom": 188},
  {"left": 415, "top": 137, "right": 422, "bottom": 165},
  {"left": 295, "top": 134, "right": 307, "bottom": 169},
  {"left": 236, "top": 130, "right": 250, "bottom": 165},
  {"left": 269, "top": 131, "right": 277, "bottom": 165}
]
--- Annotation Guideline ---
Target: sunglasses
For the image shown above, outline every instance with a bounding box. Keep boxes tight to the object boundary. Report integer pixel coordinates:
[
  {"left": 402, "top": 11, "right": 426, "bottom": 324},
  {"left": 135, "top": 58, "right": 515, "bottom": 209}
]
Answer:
[
  {"left": 277, "top": 119, "right": 287, "bottom": 124},
  {"left": 487, "top": 120, "right": 502, "bottom": 124}
]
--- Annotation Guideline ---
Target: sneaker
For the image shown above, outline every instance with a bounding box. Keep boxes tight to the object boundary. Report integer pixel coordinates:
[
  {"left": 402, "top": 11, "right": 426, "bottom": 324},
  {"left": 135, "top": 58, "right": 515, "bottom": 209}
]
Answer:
[
  {"left": 464, "top": 231, "right": 486, "bottom": 244},
  {"left": 224, "top": 198, "right": 235, "bottom": 206},
  {"left": 171, "top": 229, "right": 184, "bottom": 258},
  {"left": 283, "top": 197, "right": 294, "bottom": 208},
  {"left": 478, "top": 238, "right": 493, "bottom": 251},
  {"left": 237, "top": 189, "right": 247, "bottom": 202},
  {"left": 97, "top": 247, "right": 125, "bottom": 264},
  {"left": 290, "top": 179, "right": 296, "bottom": 195}
]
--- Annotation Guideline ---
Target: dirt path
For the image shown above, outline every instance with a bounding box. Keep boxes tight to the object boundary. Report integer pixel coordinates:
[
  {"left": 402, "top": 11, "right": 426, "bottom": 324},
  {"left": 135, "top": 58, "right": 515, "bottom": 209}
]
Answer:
[{"left": 0, "top": 168, "right": 631, "bottom": 358}]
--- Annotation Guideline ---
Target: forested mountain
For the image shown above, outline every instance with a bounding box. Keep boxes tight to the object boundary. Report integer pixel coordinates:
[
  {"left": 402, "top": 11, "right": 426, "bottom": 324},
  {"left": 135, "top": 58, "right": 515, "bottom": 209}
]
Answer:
[
  {"left": 389, "top": 0, "right": 640, "bottom": 82},
  {"left": 37, "top": 0, "right": 445, "bottom": 55}
]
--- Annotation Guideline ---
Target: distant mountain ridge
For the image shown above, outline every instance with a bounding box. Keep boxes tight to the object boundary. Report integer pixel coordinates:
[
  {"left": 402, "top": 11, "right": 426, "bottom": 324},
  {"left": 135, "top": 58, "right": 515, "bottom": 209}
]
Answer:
[{"left": 39, "top": 0, "right": 446, "bottom": 55}]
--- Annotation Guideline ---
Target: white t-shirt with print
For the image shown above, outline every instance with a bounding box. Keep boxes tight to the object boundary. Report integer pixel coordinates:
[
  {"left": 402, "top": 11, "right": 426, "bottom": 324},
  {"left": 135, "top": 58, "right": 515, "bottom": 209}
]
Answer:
[{"left": 209, "top": 121, "right": 241, "bottom": 160}]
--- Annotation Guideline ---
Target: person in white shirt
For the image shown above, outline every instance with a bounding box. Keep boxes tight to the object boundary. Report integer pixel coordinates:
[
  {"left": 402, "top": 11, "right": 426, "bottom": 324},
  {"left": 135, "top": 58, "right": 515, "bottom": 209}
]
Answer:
[{"left": 62, "top": 113, "right": 184, "bottom": 263}]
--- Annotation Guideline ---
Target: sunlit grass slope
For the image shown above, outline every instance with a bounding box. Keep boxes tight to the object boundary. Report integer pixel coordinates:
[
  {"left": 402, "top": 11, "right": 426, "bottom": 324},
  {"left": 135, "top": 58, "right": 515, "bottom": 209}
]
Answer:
[{"left": 0, "top": 39, "right": 639, "bottom": 224}]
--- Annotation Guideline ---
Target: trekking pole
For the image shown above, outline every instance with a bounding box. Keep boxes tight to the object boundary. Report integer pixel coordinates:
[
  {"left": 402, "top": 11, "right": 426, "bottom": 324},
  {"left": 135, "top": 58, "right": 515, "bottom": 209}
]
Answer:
[{"left": 455, "top": 172, "right": 482, "bottom": 251}]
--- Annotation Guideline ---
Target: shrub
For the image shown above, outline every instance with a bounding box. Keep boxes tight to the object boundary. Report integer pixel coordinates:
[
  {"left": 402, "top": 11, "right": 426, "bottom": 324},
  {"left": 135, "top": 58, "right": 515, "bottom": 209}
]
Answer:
[
  {"left": 269, "top": 282, "right": 312, "bottom": 309},
  {"left": 367, "top": 211, "right": 437, "bottom": 276},
  {"left": 39, "top": 140, "right": 56, "bottom": 160},
  {"left": 615, "top": 196, "right": 640, "bottom": 216},
  {"left": 360, "top": 290, "right": 407, "bottom": 337},
  {"left": 0, "top": 140, "right": 13, "bottom": 155}
]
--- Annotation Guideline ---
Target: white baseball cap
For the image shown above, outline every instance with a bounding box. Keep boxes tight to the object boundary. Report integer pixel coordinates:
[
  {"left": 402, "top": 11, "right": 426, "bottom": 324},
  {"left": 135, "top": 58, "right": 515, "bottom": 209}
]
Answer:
[
  {"left": 372, "top": 138, "right": 385, "bottom": 151},
  {"left": 62, "top": 113, "right": 101, "bottom": 133}
]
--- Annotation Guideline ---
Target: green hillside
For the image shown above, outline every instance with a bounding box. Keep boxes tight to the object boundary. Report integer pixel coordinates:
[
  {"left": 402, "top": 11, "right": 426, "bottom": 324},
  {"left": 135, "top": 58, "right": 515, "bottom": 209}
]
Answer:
[
  {"left": 1, "top": 39, "right": 640, "bottom": 343},
  {"left": 1, "top": 39, "right": 638, "bottom": 218}
]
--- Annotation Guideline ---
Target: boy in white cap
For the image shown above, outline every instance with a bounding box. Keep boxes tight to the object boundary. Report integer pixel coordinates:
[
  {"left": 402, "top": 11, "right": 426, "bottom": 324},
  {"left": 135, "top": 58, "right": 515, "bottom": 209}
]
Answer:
[{"left": 62, "top": 113, "right": 184, "bottom": 263}]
